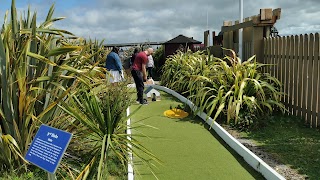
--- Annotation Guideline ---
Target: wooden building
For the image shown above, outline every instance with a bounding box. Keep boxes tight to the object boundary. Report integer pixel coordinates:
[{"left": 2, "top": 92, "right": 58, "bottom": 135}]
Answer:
[{"left": 163, "top": 34, "right": 201, "bottom": 57}]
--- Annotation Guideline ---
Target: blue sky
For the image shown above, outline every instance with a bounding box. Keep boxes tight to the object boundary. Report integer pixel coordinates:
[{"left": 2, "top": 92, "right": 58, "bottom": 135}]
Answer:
[{"left": 1, "top": 0, "right": 320, "bottom": 44}]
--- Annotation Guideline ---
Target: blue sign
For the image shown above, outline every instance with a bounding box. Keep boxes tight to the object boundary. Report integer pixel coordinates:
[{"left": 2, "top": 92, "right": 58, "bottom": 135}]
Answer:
[{"left": 25, "top": 124, "right": 72, "bottom": 174}]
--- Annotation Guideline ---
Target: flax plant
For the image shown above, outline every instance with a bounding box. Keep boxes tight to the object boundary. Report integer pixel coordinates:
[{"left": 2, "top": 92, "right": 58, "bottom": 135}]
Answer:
[
  {"left": 161, "top": 49, "right": 285, "bottom": 128},
  {"left": 0, "top": 0, "right": 106, "bottom": 172},
  {"left": 58, "top": 84, "right": 159, "bottom": 180},
  {"left": 0, "top": 1, "right": 158, "bottom": 179},
  {"left": 161, "top": 50, "right": 212, "bottom": 95}
]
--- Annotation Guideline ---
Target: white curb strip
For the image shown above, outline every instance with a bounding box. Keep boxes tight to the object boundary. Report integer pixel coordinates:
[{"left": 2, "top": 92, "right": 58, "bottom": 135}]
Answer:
[
  {"left": 151, "top": 85, "right": 285, "bottom": 180},
  {"left": 126, "top": 108, "right": 134, "bottom": 180}
]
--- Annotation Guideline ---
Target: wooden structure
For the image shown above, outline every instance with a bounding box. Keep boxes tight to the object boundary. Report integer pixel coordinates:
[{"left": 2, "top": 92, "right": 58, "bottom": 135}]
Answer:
[
  {"left": 264, "top": 33, "right": 320, "bottom": 128},
  {"left": 210, "top": 8, "right": 281, "bottom": 62},
  {"left": 163, "top": 34, "right": 201, "bottom": 58},
  {"left": 204, "top": 8, "right": 320, "bottom": 128},
  {"left": 204, "top": 30, "right": 210, "bottom": 47}
]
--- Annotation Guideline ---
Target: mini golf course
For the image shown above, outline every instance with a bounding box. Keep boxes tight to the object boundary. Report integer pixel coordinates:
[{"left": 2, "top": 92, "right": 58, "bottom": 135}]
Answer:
[{"left": 130, "top": 91, "right": 265, "bottom": 180}]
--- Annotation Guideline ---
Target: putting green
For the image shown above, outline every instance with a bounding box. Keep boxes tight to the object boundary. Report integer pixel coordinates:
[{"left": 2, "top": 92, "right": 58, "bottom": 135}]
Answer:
[{"left": 131, "top": 92, "right": 264, "bottom": 180}]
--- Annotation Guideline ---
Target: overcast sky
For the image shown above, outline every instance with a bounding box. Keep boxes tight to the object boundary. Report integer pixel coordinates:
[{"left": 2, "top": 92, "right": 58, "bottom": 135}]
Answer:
[{"left": 1, "top": 0, "right": 320, "bottom": 45}]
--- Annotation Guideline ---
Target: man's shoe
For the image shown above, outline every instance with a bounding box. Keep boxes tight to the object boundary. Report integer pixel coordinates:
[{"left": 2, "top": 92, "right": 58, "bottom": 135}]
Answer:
[{"left": 139, "top": 99, "right": 148, "bottom": 105}]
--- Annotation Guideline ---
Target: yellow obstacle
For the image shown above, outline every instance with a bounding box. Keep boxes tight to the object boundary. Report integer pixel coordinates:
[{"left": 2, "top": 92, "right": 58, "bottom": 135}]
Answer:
[{"left": 164, "top": 108, "right": 189, "bottom": 119}]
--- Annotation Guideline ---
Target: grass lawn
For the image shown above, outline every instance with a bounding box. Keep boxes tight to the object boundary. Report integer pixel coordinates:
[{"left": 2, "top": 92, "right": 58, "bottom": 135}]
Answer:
[
  {"left": 130, "top": 92, "right": 264, "bottom": 179},
  {"left": 240, "top": 114, "right": 320, "bottom": 179}
]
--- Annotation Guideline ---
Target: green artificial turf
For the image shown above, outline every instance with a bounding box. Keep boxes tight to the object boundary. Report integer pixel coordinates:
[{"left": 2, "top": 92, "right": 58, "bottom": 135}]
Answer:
[{"left": 130, "top": 92, "right": 264, "bottom": 180}]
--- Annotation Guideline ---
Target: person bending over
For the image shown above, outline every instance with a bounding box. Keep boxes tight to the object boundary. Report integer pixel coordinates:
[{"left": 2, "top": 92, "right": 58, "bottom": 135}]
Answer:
[{"left": 131, "top": 48, "right": 154, "bottom": 105}]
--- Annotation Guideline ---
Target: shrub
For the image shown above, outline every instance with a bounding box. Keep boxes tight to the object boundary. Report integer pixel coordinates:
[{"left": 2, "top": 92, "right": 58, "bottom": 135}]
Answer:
[{"left": 161, "top": 49, "right": 285, "bottom": 130}]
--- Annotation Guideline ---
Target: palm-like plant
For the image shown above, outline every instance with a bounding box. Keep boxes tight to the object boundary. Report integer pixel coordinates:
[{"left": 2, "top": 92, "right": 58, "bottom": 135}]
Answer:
[
  {"left": 58, "top": 84, "right": 158, "bottom": 180},
  {"left": 0, "top": 1, "right": 158, "bottom": 179},
  {"left": 161, "top": 49, "right": 285, "bottom": 128},
  {"left": 160, "top": 50, "right": 211, "bottom": 95},
  {"left": 0, "top": 0, "right": 106, "bottom": 172}
]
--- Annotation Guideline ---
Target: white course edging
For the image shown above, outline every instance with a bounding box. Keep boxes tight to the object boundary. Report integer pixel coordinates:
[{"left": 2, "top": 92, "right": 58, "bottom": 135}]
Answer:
[
  {"left": 126, "top": 107, "right": 134, "bottom": 180},
  {"left": 151, "top": 85, "right": 285, "bottom": 180}
]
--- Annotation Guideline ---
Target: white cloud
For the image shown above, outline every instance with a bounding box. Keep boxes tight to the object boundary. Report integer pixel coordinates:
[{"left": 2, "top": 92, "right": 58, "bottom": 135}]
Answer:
[{"left": 1, "top": 0, "right": 320, "bottom": 44}]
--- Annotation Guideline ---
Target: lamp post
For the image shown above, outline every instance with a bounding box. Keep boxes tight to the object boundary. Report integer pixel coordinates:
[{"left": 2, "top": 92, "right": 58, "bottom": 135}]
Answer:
[{"left": 239, "top": 0, "right": 243, "bottom": 60}]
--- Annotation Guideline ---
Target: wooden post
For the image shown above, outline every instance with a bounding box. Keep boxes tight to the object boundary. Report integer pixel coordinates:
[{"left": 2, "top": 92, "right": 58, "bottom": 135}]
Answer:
[
  {"left": 260, "top": 8, "right": 272, "bottom": 20},
  {"left": 204, "top": 30, "right": 210, "bottom": 47},
  {"left": 252, "top": 27, "right": 264, "bottom": 62},
  {"left": 212, "top": 31, "right": 216, "bottom": 45},
  {"left": 223, "top": 21, "right": 232, "bottom": 27}
]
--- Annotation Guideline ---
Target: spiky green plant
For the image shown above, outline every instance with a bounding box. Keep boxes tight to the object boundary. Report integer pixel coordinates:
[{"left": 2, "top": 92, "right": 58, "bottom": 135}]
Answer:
[
  {"left": 0, "top": 0, "right": 106, "bottom": 172},
  {"left": 160, "top": 50, "right": 210, "bottom": 94},
  {"left": 58, "top": 84, "right": 159, "bottom": 180},
  {"left": 161, "top": 49, "right": 285, "bottom": 129},
  {"left": 0, "top": 1, "right": 158, "bottom": 179}
]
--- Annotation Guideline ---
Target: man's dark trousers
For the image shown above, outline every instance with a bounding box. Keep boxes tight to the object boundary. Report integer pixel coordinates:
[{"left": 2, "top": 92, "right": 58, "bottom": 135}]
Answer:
[{"left": 131, "top": 69, "right": 144, "bottom": 103}]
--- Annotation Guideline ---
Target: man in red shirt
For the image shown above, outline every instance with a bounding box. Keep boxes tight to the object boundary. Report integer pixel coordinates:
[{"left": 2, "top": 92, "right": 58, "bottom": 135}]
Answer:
[{"left": 131, "top": 48, "right": 154, "bottom": 105}]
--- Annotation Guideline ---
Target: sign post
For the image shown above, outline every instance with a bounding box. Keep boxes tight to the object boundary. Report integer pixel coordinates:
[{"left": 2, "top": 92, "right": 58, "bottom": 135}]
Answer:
[{"left": 25, "top": 124, "right": 72, "bottom": 179}]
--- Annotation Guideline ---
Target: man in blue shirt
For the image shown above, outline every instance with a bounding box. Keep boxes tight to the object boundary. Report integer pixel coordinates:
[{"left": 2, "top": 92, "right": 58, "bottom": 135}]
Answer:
[{"left": 105, "top": 46, "right": 124, "bottom": 85}]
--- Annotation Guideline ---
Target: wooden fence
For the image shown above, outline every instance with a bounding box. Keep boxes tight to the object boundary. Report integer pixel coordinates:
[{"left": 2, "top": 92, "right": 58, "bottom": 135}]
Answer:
[
  {"left": 232, "top": 42, "right": 254, "bottom": 61},
  {"left": 263, "top": 33, "right": 320, "bottom": 128}
]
